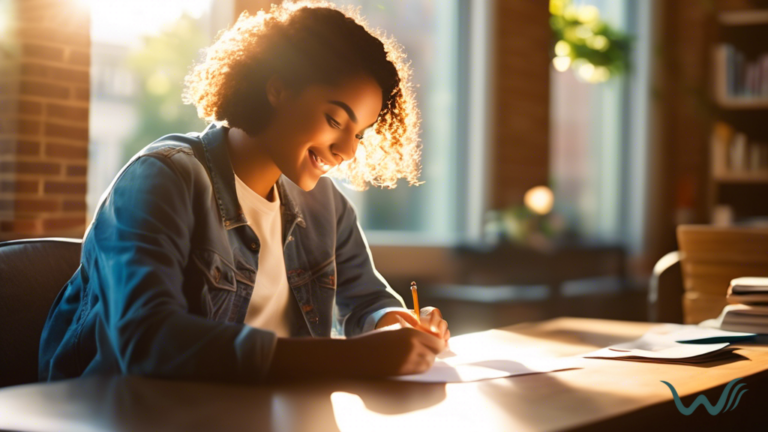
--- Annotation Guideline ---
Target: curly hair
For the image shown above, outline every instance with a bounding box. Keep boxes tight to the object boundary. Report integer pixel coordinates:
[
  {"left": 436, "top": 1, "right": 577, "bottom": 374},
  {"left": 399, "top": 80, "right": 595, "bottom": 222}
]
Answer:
[{"left": 182, "top": 0, "right": 422, "bottom": 190}]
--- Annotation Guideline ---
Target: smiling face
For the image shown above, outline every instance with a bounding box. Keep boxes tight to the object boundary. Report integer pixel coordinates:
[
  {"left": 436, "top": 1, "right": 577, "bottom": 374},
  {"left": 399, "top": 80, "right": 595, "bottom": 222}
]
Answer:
[{"left": 261, "top": 74, "right": 384, "bottom": 191}]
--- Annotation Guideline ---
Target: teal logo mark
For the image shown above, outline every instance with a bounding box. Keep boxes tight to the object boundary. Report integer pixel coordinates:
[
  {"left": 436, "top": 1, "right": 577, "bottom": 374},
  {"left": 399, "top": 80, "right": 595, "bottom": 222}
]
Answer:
[{"left": 661, "top": 378, "right": 748, "bottom": 416}]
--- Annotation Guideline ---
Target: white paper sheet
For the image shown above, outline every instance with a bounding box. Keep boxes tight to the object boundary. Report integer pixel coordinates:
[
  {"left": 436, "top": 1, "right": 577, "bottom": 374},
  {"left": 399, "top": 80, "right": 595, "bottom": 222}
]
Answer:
[
  {"left": 645, "top": 323, "right": 755, "bottom": 344},
  {"left": 392, "top": 329, "right": 579, "bottom": 383},
  {"left": 581, "top": 324, "right": 752, "bottom": 363}
]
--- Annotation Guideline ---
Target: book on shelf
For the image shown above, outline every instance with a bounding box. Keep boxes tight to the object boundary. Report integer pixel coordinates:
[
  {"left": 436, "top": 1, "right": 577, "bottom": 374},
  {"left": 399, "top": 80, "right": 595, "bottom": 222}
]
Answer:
[
  {"left": 714, "top": 44, "right": 768, "bottom": 101},
  {"left": 709, "top": 121, "right": 768, "bottom": 176}
]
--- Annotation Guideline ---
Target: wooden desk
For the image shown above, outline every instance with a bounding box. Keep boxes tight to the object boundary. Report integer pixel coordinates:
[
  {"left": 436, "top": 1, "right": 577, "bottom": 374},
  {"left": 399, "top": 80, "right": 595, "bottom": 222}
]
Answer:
[{"left": 1, "top": 317, "right": 766, "bottom": 432}]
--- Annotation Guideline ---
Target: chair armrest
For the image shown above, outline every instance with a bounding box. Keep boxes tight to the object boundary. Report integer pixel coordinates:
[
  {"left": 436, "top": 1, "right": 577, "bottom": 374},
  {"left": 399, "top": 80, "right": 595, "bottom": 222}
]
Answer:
[{"left": 648, "top": 251, "right": 683, "bottom": 323}]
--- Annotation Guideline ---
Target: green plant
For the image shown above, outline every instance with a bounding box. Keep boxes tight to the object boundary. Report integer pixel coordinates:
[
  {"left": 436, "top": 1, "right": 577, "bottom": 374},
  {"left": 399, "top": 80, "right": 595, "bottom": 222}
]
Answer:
[{"left": 549, "top": 0, "right": 630, "bottom": 83}]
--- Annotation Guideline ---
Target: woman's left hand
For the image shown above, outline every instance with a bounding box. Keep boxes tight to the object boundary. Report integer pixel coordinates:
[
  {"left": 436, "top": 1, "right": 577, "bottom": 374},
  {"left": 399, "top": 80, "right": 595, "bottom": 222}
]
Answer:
[{"left": 376, "top": 307, "right": 450, "bottom": 344}]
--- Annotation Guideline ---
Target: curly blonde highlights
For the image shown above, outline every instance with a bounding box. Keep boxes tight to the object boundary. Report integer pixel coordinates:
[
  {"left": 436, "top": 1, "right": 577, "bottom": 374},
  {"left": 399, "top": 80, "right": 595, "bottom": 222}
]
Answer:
[{"left": 182, "top": 0, "right": 422, "bottom": 190}]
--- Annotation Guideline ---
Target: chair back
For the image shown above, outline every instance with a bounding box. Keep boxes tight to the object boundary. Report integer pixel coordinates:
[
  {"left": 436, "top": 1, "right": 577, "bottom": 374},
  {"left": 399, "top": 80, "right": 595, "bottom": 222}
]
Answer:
[
  {"left": 677, "top": 225, "right": 768, "bottom": 324},
  {"left": 0, "top": 238, "right": 82, "bottom": 388}
]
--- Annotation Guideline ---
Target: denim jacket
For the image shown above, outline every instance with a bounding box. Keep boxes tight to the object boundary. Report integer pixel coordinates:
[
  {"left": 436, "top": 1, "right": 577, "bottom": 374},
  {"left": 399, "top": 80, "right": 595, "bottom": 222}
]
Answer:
[{"left": 38, "top": 122, "right": 407, "bottom": 383}]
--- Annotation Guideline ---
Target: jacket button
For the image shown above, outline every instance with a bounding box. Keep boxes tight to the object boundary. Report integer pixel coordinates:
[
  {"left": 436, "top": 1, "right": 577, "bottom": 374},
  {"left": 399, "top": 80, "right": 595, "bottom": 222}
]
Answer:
[
  {"left": 213, "top": 267, "right": 221, "bottom": 282},
  {"left": 250, "top": 242, "right": 258, "bottom": 250},
  {"left": 310, "top": 316, "right": 319, "bottom": 324},
  {"left": 287, "top": 236, "right": 294, "bottom": 242},
  {"left": 302, "top": 304, "right": 313, "bottom": 312}
]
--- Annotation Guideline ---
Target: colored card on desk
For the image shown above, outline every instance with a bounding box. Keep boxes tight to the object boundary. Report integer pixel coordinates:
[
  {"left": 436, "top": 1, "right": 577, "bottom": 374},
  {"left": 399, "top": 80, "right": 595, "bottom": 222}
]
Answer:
[
  {"left": 648, "top": 323, "right": 756, "bottom": 344},
  {"left": 581, "top": 323, "right": 753, "bottom": 365}
]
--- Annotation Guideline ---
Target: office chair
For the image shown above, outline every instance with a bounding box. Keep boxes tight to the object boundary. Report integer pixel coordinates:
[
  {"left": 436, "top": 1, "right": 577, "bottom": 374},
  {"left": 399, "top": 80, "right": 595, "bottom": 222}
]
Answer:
[
  {"left": 0, "top": 238, "right": 82, "bottom": 388},
  {"left": 677, "top": 225, "right": 768, "bottom": 324}
]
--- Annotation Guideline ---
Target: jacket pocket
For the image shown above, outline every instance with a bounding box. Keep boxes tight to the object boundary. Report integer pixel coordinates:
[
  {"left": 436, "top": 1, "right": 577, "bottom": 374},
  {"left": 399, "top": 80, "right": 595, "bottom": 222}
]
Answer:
[
  {"left": 309, "top": 257, "right": 336, "bottom": 290},
  {"left": 192, "top": 249, "right": 237, "bottom": 321}
]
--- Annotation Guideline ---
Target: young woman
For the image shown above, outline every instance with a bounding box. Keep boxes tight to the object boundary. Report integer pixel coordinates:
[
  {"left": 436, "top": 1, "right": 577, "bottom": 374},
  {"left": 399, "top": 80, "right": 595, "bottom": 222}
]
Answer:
[{"left": 39, "top": 1, "right": 449, "bottom": 384}]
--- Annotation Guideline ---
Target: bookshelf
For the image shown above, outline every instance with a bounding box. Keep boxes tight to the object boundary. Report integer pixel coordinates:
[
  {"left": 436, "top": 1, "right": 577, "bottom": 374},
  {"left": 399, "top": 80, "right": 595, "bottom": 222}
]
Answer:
[
  {"left": 713, "top": 172, "right": 768, "bottom": 184},
  {"left": 709, "top": 9, "right": 768, "bottom": 225},
  {"left": 719, "top": 10, "right": 768, "bottom": 26},
  {"left": 715, "top": 97, "right": 768, "bottom": 110}
]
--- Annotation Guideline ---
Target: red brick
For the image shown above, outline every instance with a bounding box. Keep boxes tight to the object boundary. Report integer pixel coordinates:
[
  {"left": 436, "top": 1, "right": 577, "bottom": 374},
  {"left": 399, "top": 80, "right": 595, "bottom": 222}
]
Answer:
[
  {"left": 0, "top": 140, "right": 41, "bottom": 156},
  {"left": 19, "top": 100, "right": 43, "bottom": 115},
  {"left": 21, "top": 43, "right": 65, "bottom": 63},
  {"left": 0, "top": 219, "right": 40, "bottom": 233},
  {"left": 0, "top": 180, "right": 40, "bottom": 194},
  {"left": 46, "top": 142, "right": 88, "bottom": 160},
  {"left": 44, "top": 180, "right": 86, "bottom": 195},
  {"left": 46, "top": 104, "right": 89, "bottom": 122},
  {"left": 0, "top": 119, "right": 40, "bottom": 136},
  {"left": 0, "top": 139, "right": 11, "bottom": 154},
  {"left": 73, "top": 86, "right": 89, "bottom": 101},
  {"left": 66, "top": 165, "right": 87, "bottom": 177},
  {"left": 0, "top": 119, "right": 13, "bottom": 134},
  {"left": 0, "top": 161, "right": 61, "bottom": 175},
  {"left": 66, "top": 50, "right": 90, "bottom": 67},
  {"left": 17, "top": 26, "right": 90, "bottom": 47},
  {"left": 62, "top": 199, "right": 86, "bottom": 212},
  {"left": 21, "top": 63, "right": 89, "bottom": 85},
  {"left": 17, "top": 8, "right": 50, "bottom": 25},
  {"left": 10, "top": 198, "right": 60, "bottom": 212},
  {"left": 0, "top": 100, "right": 14, "bottom": 114},
  {"left": 19, "top": 119, "right": 40, "bottom": 135},
  {"left": 0, "top": 82, "right": 17, "bottom": 96},
  {"left": 20, "top": 63, "right": 48, "bottom": 79},
  {"left": 49, "top": 10, "right": 90, "bottom": 33},
  {"left": 18, "top": 140, "right": 41, "bottom": 155},
  {"left": 42, "top": 216, "right": 84, "bottom": 231},
  {"left": 44, "top": 122, "right": 88, "bottom": 141},
  {"left": 20, "top": 80, "right": 70, "bottom": 100}
]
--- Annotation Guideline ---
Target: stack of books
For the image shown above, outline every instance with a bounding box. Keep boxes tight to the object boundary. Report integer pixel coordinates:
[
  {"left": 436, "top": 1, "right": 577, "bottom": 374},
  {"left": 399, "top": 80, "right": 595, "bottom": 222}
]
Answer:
[
  {"left": 711, "top": 277, "right": 768, "bottom": 333},
  {"left": 714, "top": 44, "right": 768, "bottom": 99}
]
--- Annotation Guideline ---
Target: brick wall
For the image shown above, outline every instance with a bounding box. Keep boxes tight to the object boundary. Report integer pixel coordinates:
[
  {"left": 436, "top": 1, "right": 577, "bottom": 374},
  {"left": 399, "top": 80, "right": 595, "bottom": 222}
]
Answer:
[
  {"left": 0, "top": 0, "right": 90, "bottom": 241},
  {"left": 490, "top": 1, "right": 551, "bottom": 209}
]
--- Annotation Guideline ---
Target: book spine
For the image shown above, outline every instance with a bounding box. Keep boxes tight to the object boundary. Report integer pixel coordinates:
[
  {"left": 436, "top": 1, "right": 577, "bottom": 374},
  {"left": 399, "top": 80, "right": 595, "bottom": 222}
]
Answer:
[
  {"left": 730, "top": 133, "right": 748, "bottom": 172},
  {"left": 763, "top": 55, "right": 768, "bottom": 97},
  {"left": 727, "top": 45, "right": 734, "bottom": 97}
]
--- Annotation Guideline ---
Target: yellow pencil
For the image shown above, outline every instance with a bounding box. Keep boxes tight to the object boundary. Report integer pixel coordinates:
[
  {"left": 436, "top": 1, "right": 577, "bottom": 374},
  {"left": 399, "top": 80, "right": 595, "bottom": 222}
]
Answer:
[{"left": 410, "top": 281, "right": 420, "bottom": 324}]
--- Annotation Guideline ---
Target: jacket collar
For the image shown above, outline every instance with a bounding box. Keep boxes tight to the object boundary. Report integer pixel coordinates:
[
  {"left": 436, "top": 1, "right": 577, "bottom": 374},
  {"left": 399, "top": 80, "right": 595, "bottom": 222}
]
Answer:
[{"left": 196, "top": 122, "right": 305, "bottom": 234}]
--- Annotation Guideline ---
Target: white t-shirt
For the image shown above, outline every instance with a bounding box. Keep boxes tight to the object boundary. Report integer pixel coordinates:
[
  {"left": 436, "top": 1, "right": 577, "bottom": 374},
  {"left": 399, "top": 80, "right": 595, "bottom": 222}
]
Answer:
[{"left": 235, "top": 174, "right": 292, "bottom": 337}]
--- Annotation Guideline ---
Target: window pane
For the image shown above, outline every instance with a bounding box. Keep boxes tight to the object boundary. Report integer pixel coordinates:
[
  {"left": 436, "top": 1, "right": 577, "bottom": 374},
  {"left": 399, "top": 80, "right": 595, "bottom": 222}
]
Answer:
[
  {"left": 88, "top": 0, "right": 221, "bottom": 221},
  {"left": 330, "top": 0, "right": 463, "bottom": 243}
]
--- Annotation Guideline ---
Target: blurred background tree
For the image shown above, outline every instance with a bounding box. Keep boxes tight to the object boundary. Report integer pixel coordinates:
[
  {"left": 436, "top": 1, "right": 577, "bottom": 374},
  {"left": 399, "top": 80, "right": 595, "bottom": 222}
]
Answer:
[{"left": 121, "top": 13, "right": 208, "bottom": 163}]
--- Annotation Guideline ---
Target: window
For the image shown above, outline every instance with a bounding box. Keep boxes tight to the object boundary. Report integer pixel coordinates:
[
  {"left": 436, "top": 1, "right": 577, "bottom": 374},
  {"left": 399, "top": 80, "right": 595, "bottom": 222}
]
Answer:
[
  {"left": 329, "top": 0, "right": 478, "bottom": 245},
  {"left": 549, "top": 0, "right": 652, "bottom": 253},
  {"left": 88, "top": 0, "right": 225, "bottom": 221}
]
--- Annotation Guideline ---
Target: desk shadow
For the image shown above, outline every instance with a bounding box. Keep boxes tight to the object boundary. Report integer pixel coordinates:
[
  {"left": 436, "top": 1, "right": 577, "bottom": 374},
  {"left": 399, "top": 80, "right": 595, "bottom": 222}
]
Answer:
[
  {"left": 584, "top": 350, "right": 752, "bottom": 368},
  {"left": 475, "top": 369, "right": 640, "bottom": 431},
  {"left": 97, "top": 375, "right": 447, "bottom": 432}
]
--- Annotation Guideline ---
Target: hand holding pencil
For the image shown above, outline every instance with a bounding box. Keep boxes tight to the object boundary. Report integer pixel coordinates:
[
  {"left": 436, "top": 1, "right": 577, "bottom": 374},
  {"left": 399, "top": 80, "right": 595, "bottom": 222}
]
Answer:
[{"left": 374, "top": 281, "right": 451, "bottom": 345}]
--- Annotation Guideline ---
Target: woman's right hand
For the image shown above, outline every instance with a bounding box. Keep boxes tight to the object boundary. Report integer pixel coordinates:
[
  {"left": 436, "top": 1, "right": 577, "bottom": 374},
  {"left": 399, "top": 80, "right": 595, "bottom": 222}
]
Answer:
[
  {"left": 267, "top": 327, "right": 445, "bottom": 381},
  {"left": 347, "top": 326, "right": 446, "bottom": 376}
]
